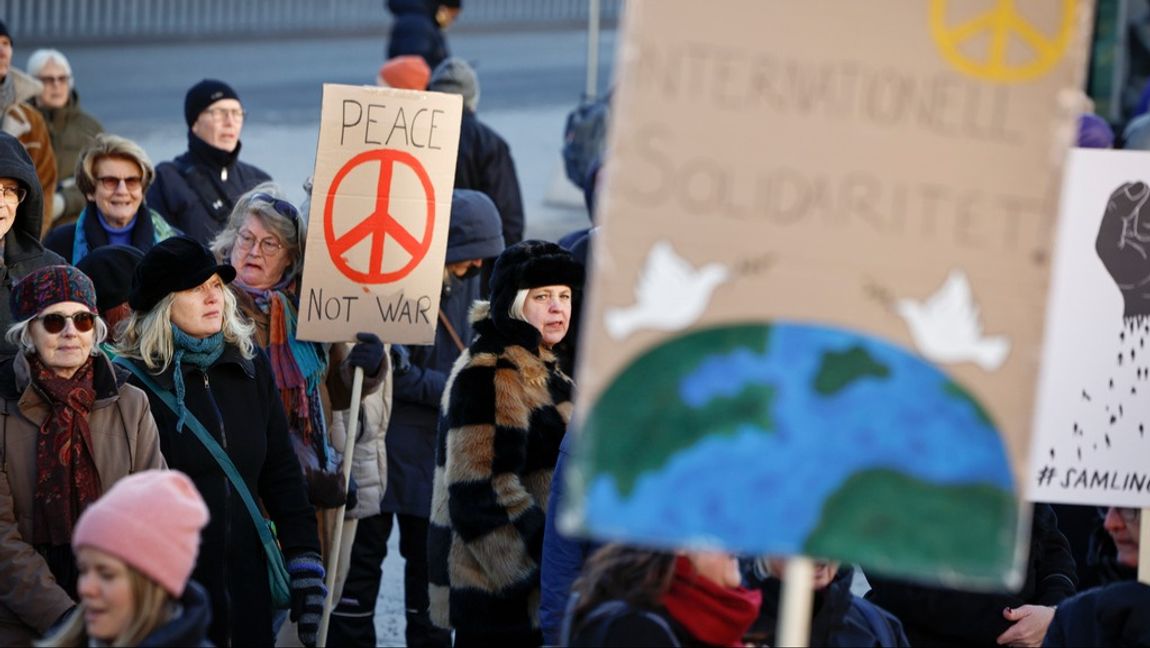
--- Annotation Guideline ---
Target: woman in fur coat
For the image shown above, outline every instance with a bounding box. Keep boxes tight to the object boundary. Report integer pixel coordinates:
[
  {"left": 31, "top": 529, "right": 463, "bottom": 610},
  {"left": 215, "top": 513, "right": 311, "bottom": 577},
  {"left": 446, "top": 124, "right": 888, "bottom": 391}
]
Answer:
[{"left": 427, "top": 240, "right": 582, "bottom": 647}]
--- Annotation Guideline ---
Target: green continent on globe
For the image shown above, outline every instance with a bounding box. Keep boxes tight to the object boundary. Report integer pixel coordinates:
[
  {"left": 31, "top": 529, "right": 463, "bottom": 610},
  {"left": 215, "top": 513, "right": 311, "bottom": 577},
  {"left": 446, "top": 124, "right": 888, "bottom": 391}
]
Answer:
[
  {"left": 813, "top": 345, "right": 890, "bottom": 396},
  {"left": 581, "top": 325, "right": 776, "bottom": 497},
  {"left": 943, "top": 381, "right": 993, "bottom": 427},
  {"left": 803, "top": 468, "right": 1016, "bottom": 582}
]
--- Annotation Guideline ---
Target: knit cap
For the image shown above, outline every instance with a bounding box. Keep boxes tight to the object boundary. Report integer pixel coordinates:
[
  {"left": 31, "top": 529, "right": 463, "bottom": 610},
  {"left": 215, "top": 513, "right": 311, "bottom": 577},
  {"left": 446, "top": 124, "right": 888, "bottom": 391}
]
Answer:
[
  {"left": 184, "top": 79, "right": 240, "bottom": 127},
  {"left": 378, "top": 55, "right": 431, "bottom": 90},
  {"left": 1077, "top": 113, "right": 1114, "bottom": 149},
  {"left": 0, "top": 20, "right": 11, "bottom": 46},
  {"left": 10, "top": 265, "right": 98, "bottom": 322},
  {"left": 428, "top": 57, "right": 479, "bottom": 112},
  {"left": 72, "top": 470, "right": 209, "bottom": 597}
]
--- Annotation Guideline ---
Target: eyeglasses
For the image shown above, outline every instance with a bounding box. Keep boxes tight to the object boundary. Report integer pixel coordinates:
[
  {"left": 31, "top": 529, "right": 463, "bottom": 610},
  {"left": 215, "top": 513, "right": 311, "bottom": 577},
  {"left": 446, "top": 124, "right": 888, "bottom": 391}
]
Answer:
[
  {"left": 36, "top": 312, "right": 97, "bottom": 334},
  {"left": 236, "top": 230, "right": 285, "bottom": 257},
  {"left": 96, "top": 175, "right": 143, "bottom": 191},
  {"left": 0, "top": 185, "right": 26, "bottom": 204},
  {"left": 251, "top": 192, "right": 302, "bottom": 244},
  {"left": 203, "top": 107, "right": 246, "bottom": 122},
  {"left": 1099, "top": 507, "right": 1141, "bottom": 525},
  {"left": 36, "top": 74, "right": 70, "bottom": 86}
]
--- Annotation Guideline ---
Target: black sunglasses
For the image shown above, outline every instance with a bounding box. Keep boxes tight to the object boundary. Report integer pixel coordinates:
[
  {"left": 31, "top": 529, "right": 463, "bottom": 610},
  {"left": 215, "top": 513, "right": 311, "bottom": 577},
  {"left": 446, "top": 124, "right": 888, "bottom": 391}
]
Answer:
[
  {"left": 251, "top": 193, "right": 301, "bottom": 242},
  {"left": 36, "top": 311, "right": 97, "bottom": 334}
]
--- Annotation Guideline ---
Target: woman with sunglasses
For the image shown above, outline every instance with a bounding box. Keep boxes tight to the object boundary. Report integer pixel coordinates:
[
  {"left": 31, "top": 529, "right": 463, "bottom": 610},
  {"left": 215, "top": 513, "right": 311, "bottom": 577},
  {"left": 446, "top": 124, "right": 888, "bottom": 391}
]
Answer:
[
  {"left": 0, "top": 265, "right": 164, "bottom": 645},
  {"left": 43, "top": 133, "right": 179, "bottom": 265}
]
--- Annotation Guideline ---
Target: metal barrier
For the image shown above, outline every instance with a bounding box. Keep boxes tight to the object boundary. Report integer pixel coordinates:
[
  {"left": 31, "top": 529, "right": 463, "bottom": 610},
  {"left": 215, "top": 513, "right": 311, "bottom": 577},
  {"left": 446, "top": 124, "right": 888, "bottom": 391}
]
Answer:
[{"left": 0, "top": 0, "right": 621, "bottom": 44}]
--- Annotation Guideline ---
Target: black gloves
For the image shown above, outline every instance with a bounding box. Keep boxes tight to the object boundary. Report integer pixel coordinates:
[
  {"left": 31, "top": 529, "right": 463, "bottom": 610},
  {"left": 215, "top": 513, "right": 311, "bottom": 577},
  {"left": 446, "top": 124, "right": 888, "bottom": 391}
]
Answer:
[
  {"left": 348, "top": 332, "right": 385, "bottom": 375},
  {"left": 288, "top": 551, "right": 327, "bottom": 647}
]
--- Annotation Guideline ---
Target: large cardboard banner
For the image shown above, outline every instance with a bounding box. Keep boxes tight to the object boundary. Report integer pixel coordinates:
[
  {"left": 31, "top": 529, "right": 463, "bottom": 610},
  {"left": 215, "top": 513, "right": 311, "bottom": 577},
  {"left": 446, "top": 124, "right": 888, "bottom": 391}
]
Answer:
[
  {"left": 1030, "top": 148, "right": 1150, "bottom": 508},
  {"left": 298, "top": 84, "right": 462, "bottom": 344},
  {"left": 565, "top": 0, "right": 1093, "bottom": 588}
]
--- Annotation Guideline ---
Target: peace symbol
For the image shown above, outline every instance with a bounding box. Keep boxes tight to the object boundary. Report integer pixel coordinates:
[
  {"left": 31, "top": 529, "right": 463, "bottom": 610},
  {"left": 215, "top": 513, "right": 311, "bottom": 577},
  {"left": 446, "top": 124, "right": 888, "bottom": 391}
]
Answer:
[
  {"left": 929, "top": 0, "right": 1076, "bottom": 83},
  {"left": 323, "top": 149, "right": 436, "bottom": 284}
]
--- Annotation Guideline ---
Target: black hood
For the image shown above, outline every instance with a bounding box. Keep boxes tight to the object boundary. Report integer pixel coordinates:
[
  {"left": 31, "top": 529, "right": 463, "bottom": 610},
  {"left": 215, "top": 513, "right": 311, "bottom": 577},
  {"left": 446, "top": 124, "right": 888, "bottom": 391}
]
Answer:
[
  {"left": 0, "top": 132, "right": 48, "bottom": 264},
  {"left": 446, "top": 189, "right": 504, "bottom": 263},
  {"left": 389, "top": 0, "right": 439, "bottom": 18}
]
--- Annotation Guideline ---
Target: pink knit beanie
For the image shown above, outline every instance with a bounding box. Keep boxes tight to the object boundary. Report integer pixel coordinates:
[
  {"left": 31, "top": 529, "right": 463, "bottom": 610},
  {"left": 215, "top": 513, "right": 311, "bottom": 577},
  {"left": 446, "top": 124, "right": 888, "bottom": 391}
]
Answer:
[{"left": 72, "top": 470, "right": 209, "bottom": 597}]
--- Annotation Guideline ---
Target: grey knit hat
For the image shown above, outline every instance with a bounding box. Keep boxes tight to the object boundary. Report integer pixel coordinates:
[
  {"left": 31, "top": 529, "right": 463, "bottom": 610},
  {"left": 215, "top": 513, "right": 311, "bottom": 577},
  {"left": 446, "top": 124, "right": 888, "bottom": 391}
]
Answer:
[{"left": 428, "top": 57, "right": 479, "bottom": 112}]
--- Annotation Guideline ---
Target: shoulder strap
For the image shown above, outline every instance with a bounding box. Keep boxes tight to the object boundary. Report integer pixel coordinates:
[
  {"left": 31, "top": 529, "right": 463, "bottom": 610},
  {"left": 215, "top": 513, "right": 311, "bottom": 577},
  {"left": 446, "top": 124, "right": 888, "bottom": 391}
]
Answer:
[
  {"left": 178, "top": 164, "right": 233, "bottom": 222},
  {"left": 438, "top": 308, "right": 465, "bottom": 352},
  {"left": 114, "top": 357, "right": 278, "bottom": 548}
]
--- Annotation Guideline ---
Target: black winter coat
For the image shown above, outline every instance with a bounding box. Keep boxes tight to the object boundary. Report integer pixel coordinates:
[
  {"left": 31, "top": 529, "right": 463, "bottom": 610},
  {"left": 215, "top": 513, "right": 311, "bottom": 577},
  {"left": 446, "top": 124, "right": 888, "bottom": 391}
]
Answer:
[
  {"left": 123, "top": 346, "right": 319, "bottom": 647},
  {"left": 866, "top": 504, "right": 1078, "bottom": 647},
  {"left": 0, "top": 133, "right": 65, "bottom": 358},
  {"left": 569, "top": 603, "right": 697, "bottom": 647},
  {"left": 454, "top": 110, "right": 525, "bottom": 247},
  {"left": 1043, "top": 581, "right": 1150, "bottom": 647},
  {"left": 43, "top": 202, "right": 179, "bottom": 264},
  {"left": 146, "top": 133, "right": 271, "bottom": 245},
  {"left": 387, "top": 0, "right": 449, "bottom": 70}
]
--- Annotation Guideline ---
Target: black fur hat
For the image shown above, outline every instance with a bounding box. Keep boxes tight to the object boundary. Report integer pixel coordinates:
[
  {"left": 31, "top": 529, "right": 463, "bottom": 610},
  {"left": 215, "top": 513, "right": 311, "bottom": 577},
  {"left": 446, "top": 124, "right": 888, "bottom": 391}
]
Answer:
[{"left": 488, "top": 240, "right": 583, "bottom": 330}]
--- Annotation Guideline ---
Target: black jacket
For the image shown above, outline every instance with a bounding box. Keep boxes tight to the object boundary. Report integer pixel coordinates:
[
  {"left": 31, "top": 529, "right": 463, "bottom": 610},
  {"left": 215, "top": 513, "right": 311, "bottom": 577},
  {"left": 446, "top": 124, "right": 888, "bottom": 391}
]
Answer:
[
  {"left": 0, "top": 132, "right": 65, "bottom": 358},
  {"left": 387, "top": 0, "right": 449, "bottom": 70},
  {"left": 146, "top": 132, "right": 271, "bottom": 245},
  {"left": 867, "top": 504, "right": 1078, "bottom": 647},
  {"left": 139, "top": 580, "right": 214, "bottom": 647},
  {"left": 569, "top": 602, "right": 697, "bottom": 647},
  {"left": 1043, "top": 581, "right": 1150, "bottom": 647},
  {"left": 454, "top": 110, "right": 525, "bottom": 247},
  {"left": 43, "top": 202, "right": 178, "bottom": 264},
  {"left": 123, "top": 346, "right": 318, "bottom": 647},
  {"left": 747, "top": 566, "right": 909, "bottom": 647}
]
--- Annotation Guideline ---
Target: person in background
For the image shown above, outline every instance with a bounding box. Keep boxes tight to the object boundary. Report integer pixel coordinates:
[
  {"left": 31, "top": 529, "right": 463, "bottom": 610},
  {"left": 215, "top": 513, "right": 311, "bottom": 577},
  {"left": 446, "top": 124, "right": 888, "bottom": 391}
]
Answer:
[
  {"left": 25, "top": 49, "right": 103, "bottom": 229},
  {"left": 0, "top": 21, "right": 56, "bottom": 233},
  {"left": 743, "top": 558, "right": 908, "bottom": 647},
  {"left": 44, "top": 134, "right": 178, "bottom": 264},
  {"left": 0, "top": 265, "right": 164, "bottom": 644},
  {"left": 115, "top": 236, "right": 325, "bottom": 647},
  {"left": 387, "top": 0, "right": 461, "bottom": 72},
  {"left": 429, "top": 57, "right": 525, "bottom": 295},
  {"left": 38, "top": 470, "right": 212, "bottom": 647},
  {"left": 377, "top": 54, "right": 431, "bottom": 90},
  {"left": 74, "top": 245, "right": 143, "bottom": 347},
  {"left": 564, "top": 544, "right": 762, "bottom": 647},
  {"left": 0, "top": 132, "right": 65, "bottom": 358},
  {"left": 147, "top": 79, "right": 271, "bottom": 244},
  {"left": 331, "top": 189, "right": 504, "bottom": 647},
  {"left": 1044, "top": 506, "right": 1148, "bottom": 646},
  {"left": 428, "top": 240, "right": 581, "bottom": 646},
  {"left": 867, "top": 504, "right": 1077, "bottom": 648}
]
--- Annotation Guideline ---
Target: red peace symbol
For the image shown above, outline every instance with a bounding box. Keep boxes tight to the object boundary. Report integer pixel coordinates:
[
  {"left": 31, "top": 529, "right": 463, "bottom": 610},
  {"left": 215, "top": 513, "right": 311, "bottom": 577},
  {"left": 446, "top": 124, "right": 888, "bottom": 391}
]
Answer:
[{"left": 323, "top": 149, "right": 436, "bottom": 283}]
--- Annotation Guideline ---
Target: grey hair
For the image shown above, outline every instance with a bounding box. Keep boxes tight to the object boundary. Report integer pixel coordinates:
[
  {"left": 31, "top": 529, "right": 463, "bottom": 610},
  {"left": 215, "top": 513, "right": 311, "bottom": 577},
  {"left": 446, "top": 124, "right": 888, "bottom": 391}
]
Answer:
[
  {"left": 26, "top": 49, "right": 73, "bottom": 88},
  {"left": 114, "top": 280, "right": 255, "bottom": 372},
  {"left": 5, "top": 314, "right": 109, "bottom": 356},
  {"left": 508, "top": 289, "right": 529, "bottom": 322},
  {"left": 210, "top": 181, "right": 305, "bottom": 282}
]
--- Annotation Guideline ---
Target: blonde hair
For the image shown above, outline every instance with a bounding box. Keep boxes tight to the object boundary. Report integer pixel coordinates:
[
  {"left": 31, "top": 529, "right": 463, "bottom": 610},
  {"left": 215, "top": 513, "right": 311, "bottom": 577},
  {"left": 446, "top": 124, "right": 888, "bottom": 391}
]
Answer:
[
  {"left": 114, "top": 281, "right": 255, "bottom": 372},
  {"left": 74, "top": 134, "right": 156, "bottom": 196},
  {"left": 5, "top": 315, "right": 109, "bottom": 355},
  {"left": 37, "top": 566, "right": 172, "bottom": 647}
]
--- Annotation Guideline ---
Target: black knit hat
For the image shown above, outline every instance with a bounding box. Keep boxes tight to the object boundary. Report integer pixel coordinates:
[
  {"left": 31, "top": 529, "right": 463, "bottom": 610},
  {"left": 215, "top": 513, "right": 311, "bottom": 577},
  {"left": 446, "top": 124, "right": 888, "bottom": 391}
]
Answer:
[
  {"left": 184, "top": 79, "right": 240, "bottom": 127},
  {"left": 488, "top": 240, "right": 582, "bottom": 329},
  {"left": 129, "top": 237, "right": 236, "bottom": 312},
  {"left": 0, "top": 20, "right": 11, "bottom": 46},
  {"left": 76, "top": 245, "right": 145, "bottom": 313}
]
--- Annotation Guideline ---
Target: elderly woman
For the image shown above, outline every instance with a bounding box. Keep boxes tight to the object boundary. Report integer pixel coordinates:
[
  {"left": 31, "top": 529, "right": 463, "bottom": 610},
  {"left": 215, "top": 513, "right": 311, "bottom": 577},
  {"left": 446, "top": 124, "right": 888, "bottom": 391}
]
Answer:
[
  {"left": 114, "top": 236, "right": 325, "bottom": 647},
  {"left": 209, "top": 184, "right": 386, "bottom": 510},
  {"left": 26, "top": 49, "right": 104, "bottom": 228},
  {"left": 44, "top": 134, "right": 179, "bottom": 265},
  {"left": 427, "top": 240, "right": 582, "bottom": 647},
  {"left": 0, "top": 265, "right": 164, "bottom": 645}
]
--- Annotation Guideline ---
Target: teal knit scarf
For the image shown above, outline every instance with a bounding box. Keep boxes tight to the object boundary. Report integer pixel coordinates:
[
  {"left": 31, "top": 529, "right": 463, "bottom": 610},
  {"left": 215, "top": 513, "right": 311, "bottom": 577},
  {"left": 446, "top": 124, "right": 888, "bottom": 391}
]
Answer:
[{"left": 171, "top": 325, "right": 225, "bottom": 432}]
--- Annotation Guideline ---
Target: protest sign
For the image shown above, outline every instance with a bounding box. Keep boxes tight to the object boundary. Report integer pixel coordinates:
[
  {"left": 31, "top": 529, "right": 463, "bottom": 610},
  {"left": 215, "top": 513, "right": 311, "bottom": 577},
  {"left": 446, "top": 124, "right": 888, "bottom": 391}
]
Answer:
[
  {"left": 1031, "top": 148, "right": 1150, "bottom": 508},
  {"left": 564, "top": 0, "right": 1094, "bottom": 588},
  {"left": 298, "top": 84, "right": 462, "bottom": 344}
]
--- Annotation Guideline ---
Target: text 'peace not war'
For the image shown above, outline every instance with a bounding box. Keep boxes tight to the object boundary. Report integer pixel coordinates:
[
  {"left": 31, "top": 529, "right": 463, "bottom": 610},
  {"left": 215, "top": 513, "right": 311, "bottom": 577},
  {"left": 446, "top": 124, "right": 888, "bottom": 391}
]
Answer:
[{"left": 306, "top": 288, "right": 432, "bottom": 324}]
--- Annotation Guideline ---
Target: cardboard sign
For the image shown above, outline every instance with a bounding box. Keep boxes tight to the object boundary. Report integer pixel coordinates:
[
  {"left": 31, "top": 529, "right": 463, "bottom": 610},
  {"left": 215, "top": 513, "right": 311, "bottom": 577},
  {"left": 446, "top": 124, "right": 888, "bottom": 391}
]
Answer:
[
  {"left": 565, "top": 0, "right": 1093, "bottom": 588},
  {"left": 1031, "top": 148, "right": 1150, "bottom": 508},
  {"left": 297, "top": 84, "right": 462, "bottom": 344}
]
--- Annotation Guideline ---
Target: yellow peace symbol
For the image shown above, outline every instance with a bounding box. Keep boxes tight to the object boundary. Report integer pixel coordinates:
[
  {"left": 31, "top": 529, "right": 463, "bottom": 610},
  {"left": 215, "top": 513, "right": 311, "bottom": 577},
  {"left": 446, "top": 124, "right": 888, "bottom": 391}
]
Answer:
[{"left": 929, "top": 0, "right": 1077, "bottom": 82}]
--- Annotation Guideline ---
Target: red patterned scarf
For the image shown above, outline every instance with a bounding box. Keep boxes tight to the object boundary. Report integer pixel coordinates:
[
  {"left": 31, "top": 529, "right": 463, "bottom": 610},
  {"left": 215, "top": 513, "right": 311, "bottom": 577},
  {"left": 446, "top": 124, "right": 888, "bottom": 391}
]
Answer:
[
  {"left": 30, "top": 355, "right": 100, "bottom": 546},
  {"left": 661, "top": 556, "right": 762, "bottom": 647}
]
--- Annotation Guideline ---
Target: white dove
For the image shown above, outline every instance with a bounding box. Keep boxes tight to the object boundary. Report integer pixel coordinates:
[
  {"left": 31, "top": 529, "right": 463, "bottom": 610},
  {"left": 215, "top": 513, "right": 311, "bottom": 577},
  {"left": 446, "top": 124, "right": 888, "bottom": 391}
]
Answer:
[
  {"left": 604, "top": 241, "right": 730, "bottom": 340},
  {"left": 895, "top": 269, "right": 1010, "bottom": 371}
]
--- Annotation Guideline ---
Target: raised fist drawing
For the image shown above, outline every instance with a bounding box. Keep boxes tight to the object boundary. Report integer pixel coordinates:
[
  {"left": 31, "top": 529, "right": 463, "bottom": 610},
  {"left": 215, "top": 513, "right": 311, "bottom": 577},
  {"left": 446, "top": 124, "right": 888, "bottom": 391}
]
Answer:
[{"left": 1096, "top": 181, "right": 1150, "bottom": 316}]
